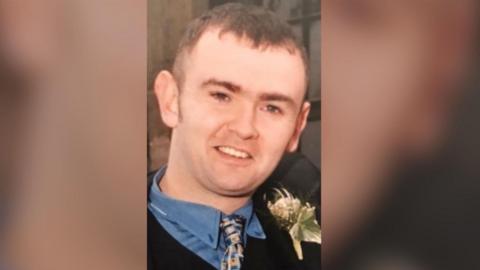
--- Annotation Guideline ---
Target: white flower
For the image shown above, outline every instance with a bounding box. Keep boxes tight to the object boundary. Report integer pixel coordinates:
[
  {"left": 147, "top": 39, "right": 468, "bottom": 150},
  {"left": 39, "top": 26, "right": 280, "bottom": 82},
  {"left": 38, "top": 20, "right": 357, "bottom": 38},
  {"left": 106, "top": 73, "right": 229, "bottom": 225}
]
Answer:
[{"left": 266, "top": 188, "right": 321, "bottom": 260}]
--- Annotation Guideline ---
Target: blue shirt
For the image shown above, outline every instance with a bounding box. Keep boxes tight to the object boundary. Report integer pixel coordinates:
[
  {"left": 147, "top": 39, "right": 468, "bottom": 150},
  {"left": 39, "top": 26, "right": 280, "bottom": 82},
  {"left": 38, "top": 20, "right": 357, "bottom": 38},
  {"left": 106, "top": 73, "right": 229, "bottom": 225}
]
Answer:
[{"left": 148, "top": 167, "right": 266, "bottom": 269}]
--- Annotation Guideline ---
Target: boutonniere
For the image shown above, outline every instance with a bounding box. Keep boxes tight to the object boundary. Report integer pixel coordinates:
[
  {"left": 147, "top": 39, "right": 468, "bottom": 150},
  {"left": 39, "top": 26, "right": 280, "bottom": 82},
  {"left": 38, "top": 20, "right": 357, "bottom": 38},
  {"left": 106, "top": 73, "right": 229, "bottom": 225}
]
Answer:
[{"left": 266, "top": 188, "right": 321, "bottom": 260}]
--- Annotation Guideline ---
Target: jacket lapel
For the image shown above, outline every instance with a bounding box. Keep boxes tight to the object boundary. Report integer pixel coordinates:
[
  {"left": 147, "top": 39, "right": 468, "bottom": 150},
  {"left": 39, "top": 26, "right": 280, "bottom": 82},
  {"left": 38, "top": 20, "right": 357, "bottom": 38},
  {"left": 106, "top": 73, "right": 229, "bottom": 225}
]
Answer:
[{"left": 242, "top": 209, "right": 303, "bottom": 270}]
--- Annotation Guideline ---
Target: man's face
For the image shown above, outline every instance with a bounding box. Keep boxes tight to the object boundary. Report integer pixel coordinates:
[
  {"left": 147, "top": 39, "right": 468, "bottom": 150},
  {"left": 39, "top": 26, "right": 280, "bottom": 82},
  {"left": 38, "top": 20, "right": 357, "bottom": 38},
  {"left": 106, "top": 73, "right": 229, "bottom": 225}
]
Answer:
[{"left": 170, "top": 29, "right": 308, "bottom": 197}]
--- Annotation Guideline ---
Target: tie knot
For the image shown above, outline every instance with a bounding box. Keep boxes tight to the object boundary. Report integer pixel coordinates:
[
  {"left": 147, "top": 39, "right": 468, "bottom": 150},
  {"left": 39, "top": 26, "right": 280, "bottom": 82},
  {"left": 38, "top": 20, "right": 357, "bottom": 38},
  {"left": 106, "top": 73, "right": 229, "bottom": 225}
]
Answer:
[{"left": 220, "top": 215, "right": 245, "bottom": 245}]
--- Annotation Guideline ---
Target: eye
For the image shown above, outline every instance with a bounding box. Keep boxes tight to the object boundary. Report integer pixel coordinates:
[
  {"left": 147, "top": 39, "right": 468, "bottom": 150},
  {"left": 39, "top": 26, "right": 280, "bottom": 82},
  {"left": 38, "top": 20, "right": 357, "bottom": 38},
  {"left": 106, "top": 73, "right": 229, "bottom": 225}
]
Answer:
[
  {"left": 262, "top": 104, "right": 283, "bottom": 115},
  {"left": 210, "top": 91, "right": 231, "bottom": 103}
]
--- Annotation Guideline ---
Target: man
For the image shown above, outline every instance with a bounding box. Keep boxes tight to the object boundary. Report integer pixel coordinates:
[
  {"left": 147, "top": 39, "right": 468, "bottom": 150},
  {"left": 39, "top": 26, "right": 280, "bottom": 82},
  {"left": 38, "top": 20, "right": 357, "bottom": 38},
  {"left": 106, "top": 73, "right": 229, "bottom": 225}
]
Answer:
[{"left": 148, "top": 3, "right": 318, "bottom": 270}]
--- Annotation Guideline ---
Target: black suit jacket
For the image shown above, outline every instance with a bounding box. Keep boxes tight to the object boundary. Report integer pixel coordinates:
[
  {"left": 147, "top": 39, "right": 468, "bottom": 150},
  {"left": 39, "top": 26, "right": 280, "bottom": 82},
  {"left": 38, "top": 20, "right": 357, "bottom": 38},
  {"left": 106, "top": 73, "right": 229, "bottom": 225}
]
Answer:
[{"left": 147, "top": 172, "right": 320, "bottom": 270}]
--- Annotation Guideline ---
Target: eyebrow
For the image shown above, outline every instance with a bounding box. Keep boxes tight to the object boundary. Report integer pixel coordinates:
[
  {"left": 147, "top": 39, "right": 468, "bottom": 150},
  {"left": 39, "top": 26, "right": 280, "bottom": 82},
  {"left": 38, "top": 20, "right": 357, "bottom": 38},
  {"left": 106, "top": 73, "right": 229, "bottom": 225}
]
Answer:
[
  {"left": 201, "top": 77, "right": 297, "bottom": 107},
  {"left": 201, "top": 78, "right": 242, "bottom": 93},
  {"left": 259, "top": 93, "right": 296, "bottom": 107}
]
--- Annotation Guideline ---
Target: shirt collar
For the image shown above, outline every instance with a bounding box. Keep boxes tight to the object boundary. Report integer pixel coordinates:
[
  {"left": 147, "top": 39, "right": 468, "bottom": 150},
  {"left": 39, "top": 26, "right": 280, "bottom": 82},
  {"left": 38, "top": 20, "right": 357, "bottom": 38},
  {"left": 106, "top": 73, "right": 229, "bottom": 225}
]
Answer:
[{"left": 148, "top": 167, "right": 266, "bottom": 249}]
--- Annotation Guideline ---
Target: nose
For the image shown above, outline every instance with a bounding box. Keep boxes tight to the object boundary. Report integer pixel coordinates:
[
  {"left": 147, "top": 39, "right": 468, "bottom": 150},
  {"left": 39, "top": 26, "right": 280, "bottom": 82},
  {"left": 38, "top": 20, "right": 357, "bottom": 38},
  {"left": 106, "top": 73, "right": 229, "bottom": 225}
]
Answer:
[{"left": 227, "top": 108, "right": 259, "bottom": 140}]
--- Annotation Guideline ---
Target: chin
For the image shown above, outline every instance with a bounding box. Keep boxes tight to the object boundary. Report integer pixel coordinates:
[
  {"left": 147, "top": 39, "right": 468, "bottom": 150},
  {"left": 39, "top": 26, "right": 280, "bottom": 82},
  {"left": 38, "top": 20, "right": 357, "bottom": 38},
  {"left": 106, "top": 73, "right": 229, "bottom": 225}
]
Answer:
[
  {"left": 219, "top": 190, "right": 254, "bottom": 198},
  {"left": 215, "top": 181, "right": 258, "bottom": 197}
]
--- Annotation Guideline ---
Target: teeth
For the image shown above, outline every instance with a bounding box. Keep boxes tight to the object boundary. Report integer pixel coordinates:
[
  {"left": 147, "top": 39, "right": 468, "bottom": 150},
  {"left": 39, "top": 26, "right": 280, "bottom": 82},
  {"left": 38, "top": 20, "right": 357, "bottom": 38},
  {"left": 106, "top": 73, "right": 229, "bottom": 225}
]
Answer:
[{"left": 217, "top": 146, "right": 250, "bottom": 159}]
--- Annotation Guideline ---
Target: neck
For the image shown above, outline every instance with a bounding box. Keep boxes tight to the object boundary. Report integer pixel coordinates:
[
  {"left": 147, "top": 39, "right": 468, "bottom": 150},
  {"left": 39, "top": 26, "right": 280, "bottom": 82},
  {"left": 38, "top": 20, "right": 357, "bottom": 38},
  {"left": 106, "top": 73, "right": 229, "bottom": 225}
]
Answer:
[{"left": 159, "top": 166, "right": 251, "bottom": 214}]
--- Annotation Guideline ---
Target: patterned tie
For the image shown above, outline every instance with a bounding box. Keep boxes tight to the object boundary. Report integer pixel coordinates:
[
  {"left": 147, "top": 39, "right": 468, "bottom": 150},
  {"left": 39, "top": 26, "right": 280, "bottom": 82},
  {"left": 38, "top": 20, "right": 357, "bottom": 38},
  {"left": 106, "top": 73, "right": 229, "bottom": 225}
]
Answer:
[{"left": 220, "top": 215, "right": 246, "bottom": 270}]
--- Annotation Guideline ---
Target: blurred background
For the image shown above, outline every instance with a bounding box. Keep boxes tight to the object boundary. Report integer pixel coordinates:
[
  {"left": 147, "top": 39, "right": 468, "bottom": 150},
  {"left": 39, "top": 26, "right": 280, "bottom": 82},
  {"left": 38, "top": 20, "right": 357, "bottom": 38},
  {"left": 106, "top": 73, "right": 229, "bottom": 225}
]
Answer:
[
  {"left": 0, "top": 1, "right": 146, "bottom": 270},
  {"left": 323, "top": 0, "right": 480, "bottom": 269},
  {"left": 147, "top": 0, "right": 321, "bottom": 171}
]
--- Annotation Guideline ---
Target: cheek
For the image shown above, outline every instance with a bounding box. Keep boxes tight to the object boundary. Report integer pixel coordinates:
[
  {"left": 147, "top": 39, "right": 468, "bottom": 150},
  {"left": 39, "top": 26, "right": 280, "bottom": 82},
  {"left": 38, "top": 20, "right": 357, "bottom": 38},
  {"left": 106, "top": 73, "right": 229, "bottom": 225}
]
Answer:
[
  {"left": 257, "top": 117, "right": 297, "bottom": 151},
  {"left": 179, "top": 98, "right": 227, "bottom": 137}
]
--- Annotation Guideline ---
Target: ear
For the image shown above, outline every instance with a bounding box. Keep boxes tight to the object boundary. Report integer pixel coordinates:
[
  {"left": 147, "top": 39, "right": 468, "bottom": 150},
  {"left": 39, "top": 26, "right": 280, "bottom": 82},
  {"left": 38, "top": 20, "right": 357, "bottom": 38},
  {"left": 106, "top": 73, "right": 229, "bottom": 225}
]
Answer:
[
  {"left": 286, "top": 102, "right": 310, "bottom": 152},
  {"left": 154, "top": 70, "right": 180, "bottom": 128}
]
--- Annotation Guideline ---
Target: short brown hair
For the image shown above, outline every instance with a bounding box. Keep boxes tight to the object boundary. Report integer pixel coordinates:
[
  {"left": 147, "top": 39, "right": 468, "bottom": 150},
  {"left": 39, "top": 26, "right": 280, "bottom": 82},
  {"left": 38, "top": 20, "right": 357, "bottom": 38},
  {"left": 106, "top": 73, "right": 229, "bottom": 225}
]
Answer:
[{"left": 172, "top": 3, "right": 309, "bottom": 88}]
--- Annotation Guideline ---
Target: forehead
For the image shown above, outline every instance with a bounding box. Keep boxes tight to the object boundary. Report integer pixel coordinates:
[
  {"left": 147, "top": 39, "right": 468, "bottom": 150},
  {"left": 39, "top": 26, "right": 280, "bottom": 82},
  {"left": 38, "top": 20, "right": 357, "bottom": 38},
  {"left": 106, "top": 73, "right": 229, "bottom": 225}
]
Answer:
[{"left": 183, "top": 29, "right": 306, "bottom": 102}]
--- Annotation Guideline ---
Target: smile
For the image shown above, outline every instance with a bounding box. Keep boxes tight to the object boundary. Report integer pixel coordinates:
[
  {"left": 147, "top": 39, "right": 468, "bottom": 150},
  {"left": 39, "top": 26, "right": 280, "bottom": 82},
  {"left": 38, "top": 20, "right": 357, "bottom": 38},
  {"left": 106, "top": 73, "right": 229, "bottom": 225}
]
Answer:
[{"left": 215, "top": 146, "right": 252, "bottom": 159}]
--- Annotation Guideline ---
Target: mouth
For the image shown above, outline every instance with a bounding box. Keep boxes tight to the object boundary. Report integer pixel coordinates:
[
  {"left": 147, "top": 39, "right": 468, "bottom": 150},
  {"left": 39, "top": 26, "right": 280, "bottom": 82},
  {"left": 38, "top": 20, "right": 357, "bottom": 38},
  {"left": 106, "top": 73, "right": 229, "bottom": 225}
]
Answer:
[{"left": 214, "top": 145, "right": 253, "bottom": 160}]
